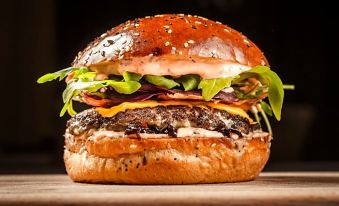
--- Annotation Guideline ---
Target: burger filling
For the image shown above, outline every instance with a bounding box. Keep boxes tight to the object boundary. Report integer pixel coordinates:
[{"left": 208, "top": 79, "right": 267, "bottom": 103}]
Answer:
[
  {"left": 38, "top": 62, "right": 293, "bottom": 134},
  {"left": 67, "top": 105, "right": 261, "bottom": 139}
]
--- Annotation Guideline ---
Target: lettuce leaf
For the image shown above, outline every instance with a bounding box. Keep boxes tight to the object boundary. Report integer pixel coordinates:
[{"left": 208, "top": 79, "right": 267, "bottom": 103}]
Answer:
[
  {"left": 145, "top": 75, "right": 180, "bottom": 89},
  {"left": 123, "top": 71, "right": 142, "bottom": 81},
  {"left": 105, "top": 80, "right": 141, "bottom": 94},
  {"left": 37, "top": 67, "right": 86, "bottom": 83},
  {"left": 76, "top": 72, "right": 96, "bottom": 81},
  {"left": 198, "top": 78, "right": 233, "bottom": 101},
  {"left": 246, "top": 66, "right": 284, "bottom": 121},
  {"left": 260, "top": 101, "right": 273, "bottom": 116},
  {"left": 60, "top": 80, "right": 141, "bottom": 116},
  {"left": 38, "top": 66, "right": 290, "bottom": 120},
  {"left": 176, "top": 74, "right": 200, "bottom": 91}
]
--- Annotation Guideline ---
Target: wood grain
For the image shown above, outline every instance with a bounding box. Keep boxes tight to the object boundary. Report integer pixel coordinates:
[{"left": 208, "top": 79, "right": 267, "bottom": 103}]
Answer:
[{"left": 0, "top": 172, "right": 339, "bottom": 206}]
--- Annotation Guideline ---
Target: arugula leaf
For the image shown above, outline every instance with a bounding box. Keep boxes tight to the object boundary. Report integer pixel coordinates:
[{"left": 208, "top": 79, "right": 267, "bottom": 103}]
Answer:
[
  {"left": 283, "top": 84, "right": 295, "bottom": 90},
  {"left": 247, "top": 66, "right": 270, "bottom": 74},
  {"left": 198, "top": 78, "right": 233, "bottom": 101},
  {"left": 145, "top": 75, "right": 180, "bottom": 89},
  {"left": 67, "top": 98, "right": 77, "bottom": 116},
  {"left": 176, "top": 74, "right": 200, "bottom": 91},
  {"left": 123, "top": 71, "right": 142, "bottom": 81},
  {"left": 247, "top": 66, "right": 284, "bottom": 120},
  {"left": 72, "top": 67, "right": 90, "bottom": 79},
  {"left": 37, "top": 67, "right": 83, "bottom": 83},
  {"left": 105, "top": 80, "right": 141, "bottom": 94},
  {"left": 60, "top": 80, "right": 141, "bottom": 116},
  {"left": 257, "top": 104, "right": 273, "bottom": 135},
  {"left": 76, "top": 72, "right": 96, "bottom": 81},
  {"left": 260, "top": 101, "right": 273, "bottom": 116},
  {"left": 267, "top": 71, "right": 284, "bottom": 120}
]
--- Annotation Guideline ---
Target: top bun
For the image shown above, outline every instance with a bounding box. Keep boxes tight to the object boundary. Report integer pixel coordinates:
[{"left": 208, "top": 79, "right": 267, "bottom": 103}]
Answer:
[{"left": 72, "top": 14, "right": 268, "bottom": 76}]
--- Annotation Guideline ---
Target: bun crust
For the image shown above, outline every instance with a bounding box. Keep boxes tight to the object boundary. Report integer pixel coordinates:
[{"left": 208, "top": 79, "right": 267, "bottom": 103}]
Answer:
[
  {"left": 72, "top": 14, "right": 268, "bottom": 68},
  {"left": 64, "top": 134, "right": 271, "bottom": 184}
]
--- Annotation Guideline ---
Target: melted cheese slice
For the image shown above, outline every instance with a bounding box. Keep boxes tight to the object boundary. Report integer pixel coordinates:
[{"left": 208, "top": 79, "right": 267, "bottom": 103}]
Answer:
[{"left": 95, "top": 100, "right": 252, "bottom": 121}]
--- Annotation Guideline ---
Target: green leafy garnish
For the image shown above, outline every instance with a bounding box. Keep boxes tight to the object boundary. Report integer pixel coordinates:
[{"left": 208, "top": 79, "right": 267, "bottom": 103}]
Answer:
[
  {"left": 105, "top": 80, "right": 141, "bottom": 94},
  {"left": 145, "top": 75, "right": 180, "bottom": 89},
  {"left": 198, "top": 78, "right": 233, "bottom": 101},
  {"left": 123, "top": 71, "right": 142, "bottom": 81},
  {"left": 176, "top": 74, "right": 200, "bottom": 91},
  {"left": 37, "top": 67, "right": 142, "bottom": 116},
  {"left": 246, "top": 66, "right": 284, "bottom": 121},
  {"left": 76, "top": 72, "right": 96, "bottom": 81},
  {"left": 60, "top": 80, "right": 141, "bottom": 116},
  {"left": 260, "top": 101, "right": 273, "bottom": 116},
  {"left": 38, "top": 64, "right": 291, "bottom": 123},
  {"left": 257, "top": 104, "right": 273, "bottom": 135},
  {"left": 283, "top": 84, "right": 295, "bottom": 90},
  {"left": 37, "top": 67, "right": 84, "bottom": 83}
]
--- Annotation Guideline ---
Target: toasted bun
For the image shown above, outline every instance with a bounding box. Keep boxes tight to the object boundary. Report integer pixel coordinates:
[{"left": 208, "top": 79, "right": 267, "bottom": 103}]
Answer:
[
  {"left": 64, "top": 133, "right": 271, "bottom": 184},
  {"left": 72, "top": 14, "right": 268, "bottom": 77}
]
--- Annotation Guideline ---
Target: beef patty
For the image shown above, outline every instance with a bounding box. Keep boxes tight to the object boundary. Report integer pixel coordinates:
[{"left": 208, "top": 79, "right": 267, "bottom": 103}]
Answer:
[{"left": 67, "top": 105, "right": 260, "bottom": 138}]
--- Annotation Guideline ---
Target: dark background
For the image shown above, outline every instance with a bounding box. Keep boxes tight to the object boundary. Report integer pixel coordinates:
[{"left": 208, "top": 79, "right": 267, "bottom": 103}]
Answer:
[{"left": 1, "top": 0, "right": 338, "bottom": 173}]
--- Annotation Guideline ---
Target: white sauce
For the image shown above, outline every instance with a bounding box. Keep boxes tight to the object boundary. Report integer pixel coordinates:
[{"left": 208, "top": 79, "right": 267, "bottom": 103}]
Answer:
[
  {"left": 177, "top": 128, "right": 224, "bottom": 138},
  {"left": 88, "top": 128, "right": 269, "bottom": 140}
]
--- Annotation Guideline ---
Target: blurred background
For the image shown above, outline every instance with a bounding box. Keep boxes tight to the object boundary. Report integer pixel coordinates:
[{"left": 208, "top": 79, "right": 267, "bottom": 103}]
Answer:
[{"left": 1, "top": 0, "right": 338, "bottom": 173}]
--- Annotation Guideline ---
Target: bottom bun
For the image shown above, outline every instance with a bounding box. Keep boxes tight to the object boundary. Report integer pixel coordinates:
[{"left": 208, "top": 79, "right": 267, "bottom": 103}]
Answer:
[{"left": 64, "top": 134, "right": 271, "bottom": 184}]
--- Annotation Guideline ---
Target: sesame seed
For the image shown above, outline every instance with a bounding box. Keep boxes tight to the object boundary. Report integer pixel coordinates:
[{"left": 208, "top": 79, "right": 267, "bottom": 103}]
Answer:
[
  {"left": 155, "top": 14, "right": 164, "bottom": 17},
  {"left": 171, "top": 47, "right": 176, "bottom": 54},
  {"left": 216, "top": 21, "right": 222, "bottom": 24},
  {"left": 211, "top": 143, "right": 216, "bottom": 147},
  {"left": 124, "top": 46, "right": 131, "bottom": 52},
  {"left": 199, "top": 16, "right": 208, "bottom": 21},
  {"left": 145, "top": 16, "right": 151, "bottom": 18},
  {"left": 133, "top": 32, "right": 140, "bottom": 36},
  {"left": 187, "top": 40, "right": 195, "bottom": 44},
  {"left": 118, "top": 55, "right": 124, "bottom": 60},
  {"left": 224, "top": 28, "right": 230, "bottom": 32},
  {"left": 163, "top": 25, "right": 170, "bottom": 29},
  {"left": 211, "top": 50, "right": 217, "bottom": 58},
  {"left": 243, "top": 39, "right": 250, "bottom": 45},
  {"left": 149, "top": 53, "right": 154, "bottom": 56},
  {"left": 165, "top": 41, "right": 170, "bottom": 46},
  {"left": 187, "top": 14, "right": 192, "bottom": 17},
  {"left": 178, "top": 51, "right": 183, "bottom": 55},
  {"left": 178, "top": 14, "right": 185, "bottom": 17},
  {"left": 195, "top": 21, "right": 202, "bottom": 24},
  {"left": 184, "top": 42, "right": 189, "bottom": 47},
  {"left": 130, "top": 144, "right": 137, "bottom": 149},
  {"left": 134, "top": 23, "right": 139, "bottom": 27},
  {"left": 167, "top": 29, "right": 172, "bottom": 34}
]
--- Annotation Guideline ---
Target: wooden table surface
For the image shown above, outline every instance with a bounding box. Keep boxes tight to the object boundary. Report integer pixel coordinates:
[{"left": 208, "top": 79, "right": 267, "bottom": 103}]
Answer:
[{"left": 0, "top": 172, "right": 339, "bottom": 206}]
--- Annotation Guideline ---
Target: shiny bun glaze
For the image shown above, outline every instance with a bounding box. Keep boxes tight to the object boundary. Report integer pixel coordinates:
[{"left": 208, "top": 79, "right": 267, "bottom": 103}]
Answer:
[{"left": 73, "top": 14, "right": 268, "bottom": 70}]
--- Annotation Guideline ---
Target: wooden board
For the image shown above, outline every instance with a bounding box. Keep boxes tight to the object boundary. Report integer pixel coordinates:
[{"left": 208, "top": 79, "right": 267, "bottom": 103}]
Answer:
[{"left": 0, "top": 172, "right": 339, "bottom": 206}]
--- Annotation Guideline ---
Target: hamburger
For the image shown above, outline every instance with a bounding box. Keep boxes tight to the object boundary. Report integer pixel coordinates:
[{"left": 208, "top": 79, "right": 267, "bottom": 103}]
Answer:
[{"left": 38, "top": 14, "right": 292, "bottom": 184}]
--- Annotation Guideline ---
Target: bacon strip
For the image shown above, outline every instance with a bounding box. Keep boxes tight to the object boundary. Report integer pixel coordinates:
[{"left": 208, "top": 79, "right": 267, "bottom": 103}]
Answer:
[{"left": 80, "top": 84, "right": 263, "bottom": 109}]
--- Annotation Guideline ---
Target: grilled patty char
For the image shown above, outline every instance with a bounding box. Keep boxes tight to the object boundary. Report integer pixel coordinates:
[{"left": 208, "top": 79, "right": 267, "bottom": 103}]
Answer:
[{"left": 67, "top": 105, "right": 260, "bottom": 138}]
